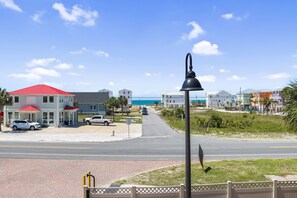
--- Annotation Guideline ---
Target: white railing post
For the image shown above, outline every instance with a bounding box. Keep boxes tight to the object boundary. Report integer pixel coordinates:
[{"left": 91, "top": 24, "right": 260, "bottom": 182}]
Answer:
[
  {"left": 273, "top": 180, "right": 277, "bottom": 198},
  {"left": 131, "top": 186, "right": 136, "bottom": 198},
  {"left": 180, "top": 184, "right": 185, "bottom": 198},
  {"left": 227, "top": 181, "right": 232, "bottom": 198}
]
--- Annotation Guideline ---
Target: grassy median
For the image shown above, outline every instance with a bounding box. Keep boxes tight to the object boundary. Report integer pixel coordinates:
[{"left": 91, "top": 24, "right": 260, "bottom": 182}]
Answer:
[
  {"left": 116, "top": 158, "right": 297, "bottom": 186},
  {"left": 160, "top": 109, "right": 293, "bottom": 137}
]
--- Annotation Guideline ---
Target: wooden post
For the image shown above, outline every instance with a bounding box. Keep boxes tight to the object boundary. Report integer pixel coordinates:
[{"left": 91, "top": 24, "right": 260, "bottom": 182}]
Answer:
[
  {"left": 131, "top": 186, "right": 136, "bottom": 198},
  {"left": 88, "top": 171, "right": 91, "bottom": 187},
  {"left": 273, "top": 180, "right": 277, "bottom": 198},
  {"left": 180, "top": 184, "right": 185, "bottom": 198},
  {"left": 227, "top": 181, "right": 232, "bottom": 198}
]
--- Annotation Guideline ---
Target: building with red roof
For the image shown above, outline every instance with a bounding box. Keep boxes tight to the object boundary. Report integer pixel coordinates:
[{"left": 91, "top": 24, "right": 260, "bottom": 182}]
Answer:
[{"left": 3, "top": 84, "right": 78, "bottom": 127}]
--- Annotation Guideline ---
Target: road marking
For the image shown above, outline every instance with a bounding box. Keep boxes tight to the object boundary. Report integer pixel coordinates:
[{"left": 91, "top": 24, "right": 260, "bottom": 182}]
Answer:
[
  {"left": 0, "top": 145, "right": 91, "bottom": 150},
  {"left": 270, "top": 146, "right": 297, "bottom": 149}
]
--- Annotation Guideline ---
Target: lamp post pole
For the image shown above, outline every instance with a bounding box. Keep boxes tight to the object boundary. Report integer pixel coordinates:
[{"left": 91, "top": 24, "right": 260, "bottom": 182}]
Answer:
[
  {"left": 180, "top": 53, "right": 204, "bottom": 198},
  {"left": 185, "top": 90, "right": 191, "bottom": 198}
]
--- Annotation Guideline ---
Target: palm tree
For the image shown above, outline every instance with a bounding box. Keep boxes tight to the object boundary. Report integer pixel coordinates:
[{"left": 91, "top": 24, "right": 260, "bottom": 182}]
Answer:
[
  {"left": 154, "top": 101, "right": 159, "bottom": 108},
  {"left": 104, "top": 97, "right": 120, "bottom": 121},
  {"left": 262, "top": 98, "right": 271, "bottom": 114},
  {"left": 0, "top": 88, "right": 11, "bottom": 131},
  {"left": 282, "top": 80, "right": 297, "bottom": 130},
  {"left": 118, "top": 96, "right": 128, "bottom": 115}
]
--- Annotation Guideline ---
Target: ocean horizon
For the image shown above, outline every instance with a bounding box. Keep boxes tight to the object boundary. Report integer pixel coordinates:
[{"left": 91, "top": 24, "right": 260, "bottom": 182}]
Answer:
[{"left": 132, "top": 98, "right": 206, "bottom": 106}]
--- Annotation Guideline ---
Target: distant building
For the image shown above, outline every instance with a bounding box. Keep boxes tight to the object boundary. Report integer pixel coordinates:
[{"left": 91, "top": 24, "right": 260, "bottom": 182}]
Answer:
[
  {"left": 206, "top": 90, "right": 236, "bottom": 109},
  {"left": 98, "top": 89, "right": 113, "bottom": 98},
  {"left": 4, "top": 84, "right": 78, "bottom": 127},
  {"left": 161, "top": 92, "right": 184, "bottom": 108},
  {"left": 72, "top": 92, "right": 109, "bottom": 115},
  {"left": 271, "top": 88, "right": 283, "bottom": 112},
  {"left": 236, "top": 89, "right": 257, "bottom": 110},
  {"left": 118, "top": 89, "right": 132, "bottom": 105}
]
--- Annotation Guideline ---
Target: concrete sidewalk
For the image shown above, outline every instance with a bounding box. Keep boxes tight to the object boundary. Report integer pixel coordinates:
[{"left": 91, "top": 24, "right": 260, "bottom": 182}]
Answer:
[{"left": 0, "top": 123, "right": 142, "bottom": 142}]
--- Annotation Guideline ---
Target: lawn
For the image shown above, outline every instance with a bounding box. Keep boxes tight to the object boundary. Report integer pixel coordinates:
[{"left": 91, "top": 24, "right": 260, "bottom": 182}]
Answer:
[
  {"left": 161, "top": 109, "right": 293, "bottom": 137},
  {"left": 116, "top": 159, "right": 297, "bottom": 186}
]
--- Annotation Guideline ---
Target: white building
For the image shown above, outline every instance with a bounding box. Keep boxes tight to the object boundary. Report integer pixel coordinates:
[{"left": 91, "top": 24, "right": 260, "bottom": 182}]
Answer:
[
  {"left": 161, "top": 92, "right": 184, "bottom": 108},
  {"left": 206, "top": 90, "right": 236, "bottom": 109},
  {"left": 271, "top": 88, "right": 283, "bottom": 113},
  {"left": 118, "top": 89, "right": 132, "bottom": 105},
  {"left": 98, "top": 89, "right": 113, "bottom": 97}
]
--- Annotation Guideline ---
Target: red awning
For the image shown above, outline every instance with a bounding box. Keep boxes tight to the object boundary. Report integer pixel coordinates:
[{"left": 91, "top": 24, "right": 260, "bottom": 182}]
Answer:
[
  {"left": 20, "top": 105, "right": 41, "bottom": 112},
  {"left": 0, "top": 112, "right": 3, "bottom": 116},
  {"left": 64, "top": 105, "right": 79, "bottom": 111}
]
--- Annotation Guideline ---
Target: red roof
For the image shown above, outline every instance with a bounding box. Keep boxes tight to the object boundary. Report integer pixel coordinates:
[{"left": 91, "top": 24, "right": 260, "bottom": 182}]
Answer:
[
  {"left": 20, "top": 105, "right": 41, "bottom": 112},
  {"left": 64, "top": 105, "right": 79, "bottom": 111},
  {"left": 9, "top": 84, "right": 74, "bottom": 96}
]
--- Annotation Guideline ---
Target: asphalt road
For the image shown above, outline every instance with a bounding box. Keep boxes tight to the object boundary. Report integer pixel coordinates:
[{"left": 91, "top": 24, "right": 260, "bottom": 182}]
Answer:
[{"left": 0, "top": 109, "right": 297, "bottom": 161}]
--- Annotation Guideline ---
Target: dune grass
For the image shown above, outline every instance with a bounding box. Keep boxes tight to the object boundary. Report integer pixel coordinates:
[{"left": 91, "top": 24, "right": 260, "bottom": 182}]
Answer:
[
  {"left": 117, "top": 159, "right": 297, "bottom": 186},
  {"left": 162, "top": 109, "right": 292, "bottom": 137}
]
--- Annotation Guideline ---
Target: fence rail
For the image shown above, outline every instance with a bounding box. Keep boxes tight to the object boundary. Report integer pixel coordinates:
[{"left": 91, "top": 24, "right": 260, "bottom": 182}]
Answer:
[{"left": 83, "top": 180, "right": 297, "bottom": 198}]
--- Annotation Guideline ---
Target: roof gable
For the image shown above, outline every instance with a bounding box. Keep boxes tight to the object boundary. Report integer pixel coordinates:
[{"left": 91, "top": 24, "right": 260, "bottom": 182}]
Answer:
[{"left": 9, "top": 84, "right": 74, "bottom": 96}]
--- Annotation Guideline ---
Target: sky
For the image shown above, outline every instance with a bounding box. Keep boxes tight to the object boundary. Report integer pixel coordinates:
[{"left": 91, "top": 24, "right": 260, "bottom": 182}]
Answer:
[{"left": 1, "top": 0, "right": 297, "bottom": 98}]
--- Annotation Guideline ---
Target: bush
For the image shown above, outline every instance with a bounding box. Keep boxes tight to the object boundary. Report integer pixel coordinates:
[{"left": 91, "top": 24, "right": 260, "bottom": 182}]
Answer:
[
  {"left": 210, "top": 114, "right": 223, "bottom": 128},
  {"left": 174, "top": 108, "right": 185, "bottom": 118}
]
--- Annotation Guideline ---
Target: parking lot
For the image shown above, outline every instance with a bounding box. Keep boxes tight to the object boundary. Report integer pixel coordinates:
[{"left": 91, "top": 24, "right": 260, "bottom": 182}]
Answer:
[{"left": 0, "top": 123, "right": 142, "bottom": 142}]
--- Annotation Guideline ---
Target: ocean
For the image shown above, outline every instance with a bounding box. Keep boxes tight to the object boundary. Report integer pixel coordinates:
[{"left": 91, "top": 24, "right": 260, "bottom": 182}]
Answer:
[{"left": 132, "top": 99, "right": 206, "bottom": 106}]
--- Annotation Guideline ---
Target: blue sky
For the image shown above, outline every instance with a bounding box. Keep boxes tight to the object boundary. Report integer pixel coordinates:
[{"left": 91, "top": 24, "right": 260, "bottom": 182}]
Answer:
[{"left": 1, "top": 0, "right": 297, "bottom": 97}]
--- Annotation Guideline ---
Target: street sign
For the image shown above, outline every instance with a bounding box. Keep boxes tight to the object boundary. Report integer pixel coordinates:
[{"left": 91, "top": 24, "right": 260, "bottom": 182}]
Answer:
[{"left": 126, "top": 119, "right": 132, "bottom": 125}]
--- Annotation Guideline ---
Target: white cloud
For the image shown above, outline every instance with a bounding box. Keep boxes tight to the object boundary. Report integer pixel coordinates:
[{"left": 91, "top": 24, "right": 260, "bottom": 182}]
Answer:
[
  {"left": 197, "top": 75, "right": 216, "bottom": 82},
  {"left": 9, "top": 73, "right": 41, "bottom": 81},
  {"left": 221, "top": 12, "right": 249, "bottom": 21},
  {"left": 54, "top": 63, "right": 72, "bottom": 70},
  {"left": 78, "top": 65, "right": 85, "bottom": 69},
  {"left": 174, "top": 86, "right": 181, "bottom": 90},
  {"left": 95, "top": 51, "right": 109, "bottom": 57},
  {"left": 109, "top": 81, "right": 114, "bottom": 86},
  {"left": 29, "top": 67, "right": 60, "bottom": 77},
  {"left": 145, "top": 72, "right": 161, "bottom": 77},
  {"left": 182, "top": 21, "right": 204, "bottom": 40},
  {"left": 265, "top": 72, "right": 290, "bottom": 79},
  {"left": 26, "top": 58, "right": 58, "bottom": 67},
  {"left": 221, "top": 13, "right": 234, "bottom": 20},
  {"left": 52, "top": 3, "right": 98, "bottom": 27},
  {"left": 292, "top": 65, "right": 297, "bottom": 68},
  {"left": 219, "top": 69, "right": 230, "bottom": 73},
  {"left": 70, "top": 48, "right": 109, "bottom": 58},
  {"left": 75, "top": 81, "right": 91, "bottom": 85},
  {"left": 0, "top": 0, "right": 22, "bottom": 12},
  {"left": 192, "top": 40, "right": 221, "bottom": 55},
  {"left": 227, "top": 75, "right": 247, "bottom": 81},
  {"left": 32, "top": 11, "right": 45, "bottom": 23},
  {"left": 169, "top": 73, "right": 175, "bottom": 77}
]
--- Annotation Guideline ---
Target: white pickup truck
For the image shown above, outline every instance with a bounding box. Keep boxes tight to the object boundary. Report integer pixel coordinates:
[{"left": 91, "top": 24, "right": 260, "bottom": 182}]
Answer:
[{"left": 84, "top": 115, "right": 113, "bottom": 126}]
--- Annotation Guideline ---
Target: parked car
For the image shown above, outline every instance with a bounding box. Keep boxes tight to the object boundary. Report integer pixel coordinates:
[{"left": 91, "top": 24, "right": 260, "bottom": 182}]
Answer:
[
  {"left": 83, "top": 115, "right": 113, "bottom": 126},
  {"left": 11, "top": 120, "right": 41, "bottom": 131},
  {"left": 141, "top": 108, "right": 148, "bottom": 115}
]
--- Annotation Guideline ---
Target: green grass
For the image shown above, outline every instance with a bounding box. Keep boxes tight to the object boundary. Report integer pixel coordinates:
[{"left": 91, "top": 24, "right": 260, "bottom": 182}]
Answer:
[
  {"left": 116, "top": 159, "right": 297, "bottom": 186},
  {"left": 162, "top": 109, "right": 293, "bottom": 137}
]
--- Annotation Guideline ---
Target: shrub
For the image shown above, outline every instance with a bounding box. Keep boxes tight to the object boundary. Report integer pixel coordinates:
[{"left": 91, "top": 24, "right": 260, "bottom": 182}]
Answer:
[{"left": 174, "top": 108, "right": 185, "bottom": 118}]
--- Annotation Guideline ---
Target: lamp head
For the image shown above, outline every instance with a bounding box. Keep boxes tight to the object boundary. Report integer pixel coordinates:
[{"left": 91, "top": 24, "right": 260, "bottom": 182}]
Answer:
[{"left": 180, "top": 53, "right": 204, "bottom": 91}]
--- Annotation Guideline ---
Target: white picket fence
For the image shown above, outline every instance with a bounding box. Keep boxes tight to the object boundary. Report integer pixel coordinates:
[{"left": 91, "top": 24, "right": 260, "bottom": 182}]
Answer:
[{"left": 84, "top": 180, "right": 297, "bottom": 198}]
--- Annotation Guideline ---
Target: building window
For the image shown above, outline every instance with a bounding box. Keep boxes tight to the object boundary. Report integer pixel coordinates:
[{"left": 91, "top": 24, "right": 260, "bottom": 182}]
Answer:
[
  {"left": 43, "top": 112, "right": 48, "bottom": 124},
  {"left": 49, "top": 96, "right": 54, "bottom": 103},
  {"left": 49, "top": 112, "right": 54, "bottom": 124},
  {"left": 43, "top": 96, "right": 48, "bottom": 103},
  {"left": 90, "top": 105, "right": 96, "bottom": 110},
  {"left": 14, "top": 96, "right": 19, "bottom": 103}
]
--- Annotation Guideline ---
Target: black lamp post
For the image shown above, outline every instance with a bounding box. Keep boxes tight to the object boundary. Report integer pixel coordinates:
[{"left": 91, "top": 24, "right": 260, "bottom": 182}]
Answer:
[{"left": 180, "top": 53, "right": 204, "bottom": 198}]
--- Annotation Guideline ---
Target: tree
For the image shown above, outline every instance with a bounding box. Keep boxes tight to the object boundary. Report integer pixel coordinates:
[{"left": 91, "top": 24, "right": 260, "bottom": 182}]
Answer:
[
  {"left": 262, "top": 98, "right": 271, "bottom": 114},
  {"left": 118, "top": 96, "right": 128, "bottom": 115},
  {"left": 282, "top": 80, "right": 297, "bottom": 130},
  {"left": 0, "top": 88, "right": 11, "bottom": 131},
  {"left": 154, "top": 101, "right": 159, "bottom": 108},
  {"left": 104, "top": 97, "right": 120, "bottom": 121}
]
